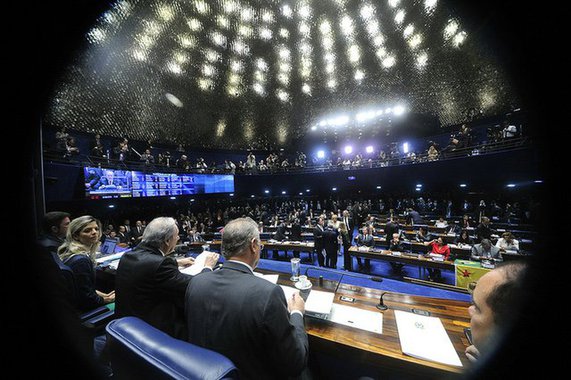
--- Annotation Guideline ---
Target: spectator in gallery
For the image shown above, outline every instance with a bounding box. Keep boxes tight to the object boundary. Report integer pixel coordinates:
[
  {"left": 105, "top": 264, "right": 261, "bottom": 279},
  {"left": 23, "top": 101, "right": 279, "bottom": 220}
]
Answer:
[
  {"left": 55, "top": 126, "right": 69, "bottom": 152},
  {"left": 114, "top": 138, "right": 130, "bottom": 162},
  {"left": 58, "top": 215, "right": 115, "bottom": 312},
  {"left": 140, "top": 149, "right": 155, "bottom": 167},
  {"left": 427, "top": 143, "right": 439, "bottom": 161},
  {"left": 176, "top": 154, "right": 190, "bottom": 171},
  {"left": 64, "top": 136, "right": 80, "bottom": 158},
  {"left": 224, "top": 159, "right": 236, "bottom": 174},
  {"left": 246, "top": 151, "right": 256, "bottom": 169},
  {"left": 90, "top": 133, "right": 106, "bottom": 159},
  {"left": 501, "top": 120, "right": 518, "bottom": 139}
]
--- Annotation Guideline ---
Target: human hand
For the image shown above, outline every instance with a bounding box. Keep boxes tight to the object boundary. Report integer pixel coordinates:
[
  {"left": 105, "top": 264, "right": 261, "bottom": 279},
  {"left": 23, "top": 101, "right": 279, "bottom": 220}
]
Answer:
[
  {"left": 103, "top": 290, "right": 115, "bottom": 303},
  {"left": 287, "top": 291, "right": 305, "bottom": 314},
  {"left": 203, "top": 252, "right": 220, "bottom": 269},
  {"left": 465, "top": 344, "right": 480, "bottom": 363},
  {"left": 177, "top": 257, "right": 195, "bottom": 267}
]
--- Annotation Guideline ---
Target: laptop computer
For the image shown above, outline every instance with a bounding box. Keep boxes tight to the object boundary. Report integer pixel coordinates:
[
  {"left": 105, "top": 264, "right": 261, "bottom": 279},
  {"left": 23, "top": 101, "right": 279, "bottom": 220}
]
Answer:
[{"left": 100, "top": 237, "right": 119, "bottom": 255}]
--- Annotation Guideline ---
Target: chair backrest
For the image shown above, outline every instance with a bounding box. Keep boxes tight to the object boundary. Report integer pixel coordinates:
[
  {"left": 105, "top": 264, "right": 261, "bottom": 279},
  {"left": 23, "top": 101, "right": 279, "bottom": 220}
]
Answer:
[
  {"left": 106, "top": 316, "right": 239, "bottom": 380},
  {"left": 51, "top": 251, "right": 79, "bottom": 307}
]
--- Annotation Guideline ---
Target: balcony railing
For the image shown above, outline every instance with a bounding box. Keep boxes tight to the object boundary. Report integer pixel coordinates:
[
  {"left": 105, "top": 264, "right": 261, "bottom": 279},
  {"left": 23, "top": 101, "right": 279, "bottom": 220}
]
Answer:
[{"left": 43, "top": 136, "right": 531, "bottom": 175}]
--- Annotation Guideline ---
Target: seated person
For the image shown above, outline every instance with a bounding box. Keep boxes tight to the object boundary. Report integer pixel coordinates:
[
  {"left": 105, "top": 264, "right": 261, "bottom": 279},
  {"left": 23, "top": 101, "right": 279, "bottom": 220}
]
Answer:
[
  {"left": 455, "top": 229, "right": 474, "bottom": 247},
  {"left": 422, "top": 237, "right": 451, "bottom": 281},
  {"left": 435, "top": 217, "right": 448, "bottom": 228},
  {"left": 446, "top": 221, "right": 462, "bottom": 235},
  {"left": 354, "top": 226, "right": 373, "bottom": 270},
  {"left": 388, "top": 232, "right": 406, "bottom": 274},
  {"left": 471, "top": 239, "right": 503, "bottom": 262},
  {"left": 495, "top": 232, "right": 519, "bottom": 253},
  {"left": 415, "top": 226, "right": 431, "bottom": 242},
  {"left": 93, "top": 169, "right": 127, "bottom": 191},
  {"left": 58, "top": 215, "right": 115, "bottom": 312},
  {"left": 465, "top": 262, "right": 527, "bottom": 363}
]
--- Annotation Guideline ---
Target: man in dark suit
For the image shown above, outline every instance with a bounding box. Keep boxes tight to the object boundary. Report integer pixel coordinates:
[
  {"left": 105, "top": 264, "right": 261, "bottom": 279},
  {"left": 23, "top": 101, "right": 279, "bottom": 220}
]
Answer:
[
  {"left": 323, "top": 225, "right": 339, "bottom": 268},
  {"left": 341, "top": 209, "right": 353, "bottom": 235},
  {"left": 115, "top": 217, "right": 219, "bottom": 340},
  {"left": 354, "top": 225, "right": 374, "bottom": 270},
  {"left": 313, "top": 217, "right": 326, "bottom": 267},
  {"left": 185, "top": 217, "right": 309, "bottom": 380},
  {"left": 406, "top": 208, "right": 424, "bottom": 225},
  {"left": 128, "top": 220, "right": 145, "bottom": 246}
]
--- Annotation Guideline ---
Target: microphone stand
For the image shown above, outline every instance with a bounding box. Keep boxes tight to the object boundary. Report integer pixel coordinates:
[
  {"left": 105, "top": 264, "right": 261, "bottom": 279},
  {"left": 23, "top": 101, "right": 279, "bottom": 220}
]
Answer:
[
  {"left": 304, "top": 267, "right": 382, "bottom": 294},
  {"left": 376, "top": 291, "right": 389, "bottom": 311}
]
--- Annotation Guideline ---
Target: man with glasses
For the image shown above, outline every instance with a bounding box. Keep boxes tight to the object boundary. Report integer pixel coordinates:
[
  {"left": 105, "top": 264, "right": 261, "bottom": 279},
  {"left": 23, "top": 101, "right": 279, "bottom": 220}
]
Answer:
[{"left": 185, "top": 217, "right": 309, "bottom": 380}]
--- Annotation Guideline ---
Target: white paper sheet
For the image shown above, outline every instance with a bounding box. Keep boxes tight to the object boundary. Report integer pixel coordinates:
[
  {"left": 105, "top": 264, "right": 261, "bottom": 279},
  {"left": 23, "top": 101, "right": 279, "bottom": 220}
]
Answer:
[
  {"left": 279, "top": 285, "right": 299, "bottom": 300},
  {"left": 254, "top": 272, "right": 279, "bottom": 284},
  {"left": 394, "top": 310, "right": 462, "bottom": 367},
  {"left": 180, "top": 251, "right": 210, "bottom": 275},
  {"left": 328, "top": 303, "right": 383, "bottom": 334},
  {"left": 96, "top": 252, "right": 124, "bottom": 263},
  {"left": 305, "top": 290, "right": 335, "bottom": 317}
]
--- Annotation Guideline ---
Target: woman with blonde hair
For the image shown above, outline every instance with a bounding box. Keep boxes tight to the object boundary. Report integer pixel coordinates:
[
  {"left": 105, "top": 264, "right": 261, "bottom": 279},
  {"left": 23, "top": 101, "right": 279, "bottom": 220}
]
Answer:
[{"left": 58, "top": 215, "right": 115, "bottom": 311}]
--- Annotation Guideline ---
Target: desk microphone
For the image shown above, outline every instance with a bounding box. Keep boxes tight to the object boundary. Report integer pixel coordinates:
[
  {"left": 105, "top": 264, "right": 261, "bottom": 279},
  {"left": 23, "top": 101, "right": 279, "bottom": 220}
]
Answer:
[
  {"left": 376, "top": 291, "right": 389, "bottom": 311},
  {"left": 304, "top": 267, "right": 383, "bottom": 294}
]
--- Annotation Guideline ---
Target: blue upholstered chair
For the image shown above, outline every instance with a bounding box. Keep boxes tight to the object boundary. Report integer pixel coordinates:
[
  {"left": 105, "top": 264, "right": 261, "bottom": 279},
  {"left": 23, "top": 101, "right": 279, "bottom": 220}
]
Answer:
[{"left": 105, "top": 316, "right": 239, "bottom": 380}]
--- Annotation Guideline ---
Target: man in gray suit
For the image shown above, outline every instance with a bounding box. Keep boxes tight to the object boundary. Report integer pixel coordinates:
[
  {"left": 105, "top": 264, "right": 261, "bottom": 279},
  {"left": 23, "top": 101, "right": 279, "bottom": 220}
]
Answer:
[
  {"left": 185, "top": 217, "right": 309, "bottom": 380},
  {"left": 471, "top": 239, "right": 503, "bottom": 262}
]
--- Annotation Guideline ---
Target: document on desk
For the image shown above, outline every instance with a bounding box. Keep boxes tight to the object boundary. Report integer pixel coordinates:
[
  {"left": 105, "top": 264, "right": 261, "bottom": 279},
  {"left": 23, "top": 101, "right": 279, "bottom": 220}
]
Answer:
[
  {"left": 96, "top": 252, "right": 124, "bottom": 264},
  {"left": 328, "top": 303, "right": 383, "bottom": 334},
  {"left": 254, "top": 272, "right": 279, "bottom": 284},
  {"left": 279, "top": 285, "right": 299, "bottom": 300},
  {"left": 394, "top": 310, "right": 462, "bottom": 367},
  {"left": 180, "top": 252, "right": 209, "bottom": 276},
  {"left": 305, "top": 290, "right": 335, "bottom": 316}
]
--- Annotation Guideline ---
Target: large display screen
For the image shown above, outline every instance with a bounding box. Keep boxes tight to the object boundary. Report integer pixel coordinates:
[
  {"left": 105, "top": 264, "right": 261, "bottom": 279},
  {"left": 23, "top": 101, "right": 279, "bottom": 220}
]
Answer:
[{"left": 84, "top": 167, "right": 234, "bottom": 199}]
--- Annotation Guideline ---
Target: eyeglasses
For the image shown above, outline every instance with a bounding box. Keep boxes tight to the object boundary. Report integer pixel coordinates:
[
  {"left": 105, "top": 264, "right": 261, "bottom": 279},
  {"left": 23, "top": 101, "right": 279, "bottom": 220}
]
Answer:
[{"left": 259, "top": 243, "right": 264, "bottom": 251}]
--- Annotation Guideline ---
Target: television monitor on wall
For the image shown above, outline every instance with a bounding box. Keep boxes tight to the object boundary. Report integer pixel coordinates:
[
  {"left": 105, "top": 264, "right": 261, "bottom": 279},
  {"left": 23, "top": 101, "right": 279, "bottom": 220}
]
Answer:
[
  {"left": 84, "top": 167, "right": 133, "bottom": 199},
  {"left": 131, "top": 172, "right": 234, "bottom": 197},
  {"left": 84, "top": 167, "right": 234, "bottom": 199}
]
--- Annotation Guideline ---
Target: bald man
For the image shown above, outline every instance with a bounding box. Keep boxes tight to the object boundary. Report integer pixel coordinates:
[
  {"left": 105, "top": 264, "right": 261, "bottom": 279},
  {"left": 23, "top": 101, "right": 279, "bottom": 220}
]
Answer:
[{"left": 465, "top": 261, "right": 527, "bottom": 363}]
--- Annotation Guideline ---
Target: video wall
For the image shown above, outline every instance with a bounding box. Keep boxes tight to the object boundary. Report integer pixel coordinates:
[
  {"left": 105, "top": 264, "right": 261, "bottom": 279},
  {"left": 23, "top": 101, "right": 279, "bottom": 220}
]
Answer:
[{"left": 84, "top": 167, "right": 234, "bottom": 199}]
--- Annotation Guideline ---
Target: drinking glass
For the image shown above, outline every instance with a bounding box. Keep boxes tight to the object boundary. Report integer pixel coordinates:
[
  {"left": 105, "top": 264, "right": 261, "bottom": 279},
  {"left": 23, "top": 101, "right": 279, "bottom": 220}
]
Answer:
[{"left": 290, "top": 257, "right": 301, "bottom": 281}]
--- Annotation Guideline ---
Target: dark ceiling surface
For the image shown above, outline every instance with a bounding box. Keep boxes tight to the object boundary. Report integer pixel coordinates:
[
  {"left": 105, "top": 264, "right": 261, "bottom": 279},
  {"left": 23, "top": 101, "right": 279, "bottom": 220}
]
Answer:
[{"left": 43, "top": 0, "right": 519, "bottom": 150}]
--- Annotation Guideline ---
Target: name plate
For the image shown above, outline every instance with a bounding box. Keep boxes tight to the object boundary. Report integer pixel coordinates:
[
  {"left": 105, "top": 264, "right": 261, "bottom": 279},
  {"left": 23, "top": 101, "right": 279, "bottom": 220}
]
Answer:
[{"left": 392, "top": 251, "right": 402, "bottom": 256}]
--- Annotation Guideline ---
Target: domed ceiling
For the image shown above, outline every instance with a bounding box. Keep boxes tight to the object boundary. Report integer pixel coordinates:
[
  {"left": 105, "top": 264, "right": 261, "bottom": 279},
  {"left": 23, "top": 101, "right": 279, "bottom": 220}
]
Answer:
[{"left": 44, "top": 0, "right": 518, "bottom": 150}]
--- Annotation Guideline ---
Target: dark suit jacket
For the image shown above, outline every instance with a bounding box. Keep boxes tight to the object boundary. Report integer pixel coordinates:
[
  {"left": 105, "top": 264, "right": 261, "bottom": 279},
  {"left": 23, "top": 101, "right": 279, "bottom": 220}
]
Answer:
[
  {"left": 313, "top": 224, "right": 324, "bottom": 250},
  {"left": 185, "top": 261, "right": 309, "bottom": 380},
  {"left": 115, "top": 243, "right": 207, "bottom": 339}
]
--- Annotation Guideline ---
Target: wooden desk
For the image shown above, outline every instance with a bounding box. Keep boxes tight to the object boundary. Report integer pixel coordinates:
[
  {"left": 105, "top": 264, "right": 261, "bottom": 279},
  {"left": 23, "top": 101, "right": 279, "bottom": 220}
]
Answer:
[{"left": 261, "top": 269, "right": 471, "bottom": 378}]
